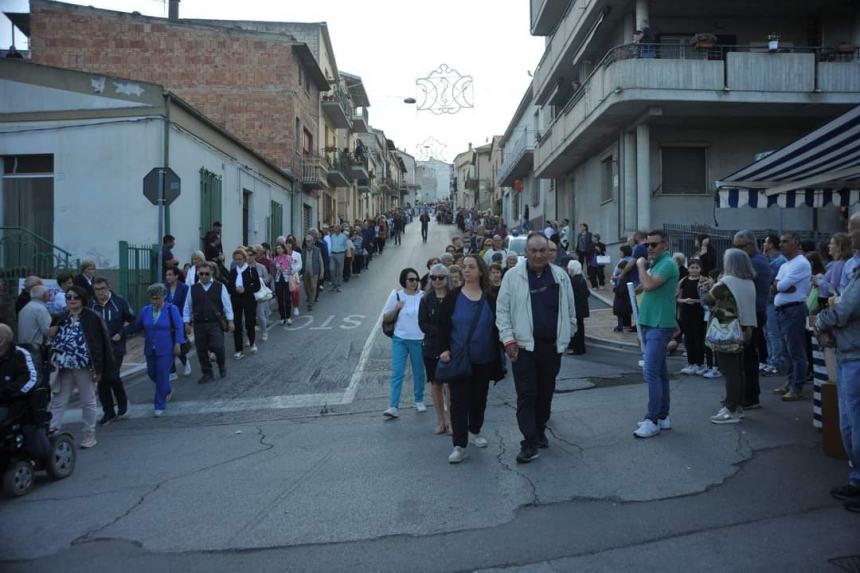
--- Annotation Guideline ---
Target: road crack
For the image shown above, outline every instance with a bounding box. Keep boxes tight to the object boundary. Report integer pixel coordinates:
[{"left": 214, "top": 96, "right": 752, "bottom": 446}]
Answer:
[{"left": 494, "top": 429, "right": 540, "bottom": 506}]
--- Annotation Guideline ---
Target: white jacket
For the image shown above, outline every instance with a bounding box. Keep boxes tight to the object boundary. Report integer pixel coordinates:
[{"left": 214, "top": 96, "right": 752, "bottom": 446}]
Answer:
[{"left": 496, "top": 262, "right": 577, "bottom": 354}]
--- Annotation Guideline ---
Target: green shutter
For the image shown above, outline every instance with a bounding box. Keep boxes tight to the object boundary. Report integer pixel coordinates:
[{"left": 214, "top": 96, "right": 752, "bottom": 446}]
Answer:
[
  {"left": 200, "top": 168, "right": 223, "bottom": 248},
  {"left": 270, "top": 200, "right": 283, "bottom": 245}
]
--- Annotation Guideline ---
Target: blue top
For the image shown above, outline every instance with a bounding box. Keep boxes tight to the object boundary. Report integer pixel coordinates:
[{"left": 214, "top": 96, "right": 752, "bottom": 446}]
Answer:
[
  {"left": 629, "top": 243, "right": 648, "bottom": 285},
  {"left": 840, "top": 252, "right": 860, "bottom": 292},
  {"left": 165, "top": 282, "right": 189, "bottom": 314},
  {"left": 125, "top": 303, "right": 186, "bottom": 357},
  {"left": 329, "top": 232, "right": 350, "bottom": 253},
  {"left": 749, "top": 250, "right": 772, "bottom": 312},
  {"left": 528, "top": 265, "right": 559, "bottom": 342},
  {"left": 450, "top": 293, "right": 495, "bottom": 365}
]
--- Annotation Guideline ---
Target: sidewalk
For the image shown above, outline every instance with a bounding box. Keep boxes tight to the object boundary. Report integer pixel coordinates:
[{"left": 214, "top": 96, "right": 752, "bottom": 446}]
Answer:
[{"left": 585, "top": 286, "right": 641, "bottom": 349}]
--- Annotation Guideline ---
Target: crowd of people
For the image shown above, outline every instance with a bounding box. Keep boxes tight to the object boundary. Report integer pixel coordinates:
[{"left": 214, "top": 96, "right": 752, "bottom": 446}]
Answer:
[{"left": 3, "top": 209, "right": 417, "bottom": 448}]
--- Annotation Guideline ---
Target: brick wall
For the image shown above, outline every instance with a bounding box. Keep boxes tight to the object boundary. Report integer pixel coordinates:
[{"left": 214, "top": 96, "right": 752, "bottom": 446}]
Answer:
[{"left": 28, "top": 0, "right": 319, "bottom": 174}]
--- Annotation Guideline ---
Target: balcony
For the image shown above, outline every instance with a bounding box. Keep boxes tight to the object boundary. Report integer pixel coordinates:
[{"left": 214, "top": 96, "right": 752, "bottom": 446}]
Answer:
[
  {"left": 532, "top": 0, "right": 595, "bottom": 105},
  {"left": 356, "top": 177, "right": 372, "bottom": 193},
  {"left": 321, "top": 86, "right": 353, "bottom": 129},
  {"left": 498, "top": 129, "right": 536, "bottom": 187},
  {"left": 351, "top": 106, "right": 369, "bottom": 133},
  {"left": 301, "top": 155, "right": 330, "bottom": 191},
  {"left": 535, "top": 42, "right": 860, "bottom": 177},
  {"left": 326, "top": 151, "right": 352, "bottom": 188},
  {"left": 349, "top": 152, "right": 369, "bottom": 180},
  {"left": 530, "top": 0, "right": 569, "bottom": 36}
]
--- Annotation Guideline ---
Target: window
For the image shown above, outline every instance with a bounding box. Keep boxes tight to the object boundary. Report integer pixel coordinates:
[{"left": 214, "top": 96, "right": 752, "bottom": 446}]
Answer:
[
  {"left": 661, "top": 147, "right": 707, "bottom": 195},
  {"left": 601, "top": 156, "right": 614, "bottom": 203},
  {"left": 295, "top": 118, "right": 302, "bottom": 155},
  {"left": 303, "top": 128, "right": 313, "bottom": 156},
  {"left": 199, "top": 168, "right": 222, "bottom": 246},
  {"left": 2, "top": 155, "right": 55, "bottom": 268}
]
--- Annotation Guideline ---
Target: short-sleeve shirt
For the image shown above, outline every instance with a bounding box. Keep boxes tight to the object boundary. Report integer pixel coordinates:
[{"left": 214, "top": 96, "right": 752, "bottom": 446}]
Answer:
[
  {"left": 629, "top": 243, "right": 648, "bottom": 285},
  {"left": 638, "top": 252, "right": 680, "bottom": 329}
]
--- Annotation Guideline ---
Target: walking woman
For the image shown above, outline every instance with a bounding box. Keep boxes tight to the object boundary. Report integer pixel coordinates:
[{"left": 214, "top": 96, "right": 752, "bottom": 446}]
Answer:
[
  {"left": 124, "top": 284, "right": 185, "bottom": 417},
  {"left": 250, "top": 247, "right": 272, "bottom": 342},
  {"left": 436, "top": 255, "right": 505, "bottom": 463},
  {"left": 227, "top": 248, "right": 261, "bottom": 359},
  {"left": 302, "top": 234, "right": 323, "bottom": 312},
  {"left": 566, "top": 260, "right": 590, "bottom": 355},
  {"left": 164, "top": 267, "right": 191, "bottom": 377},
  {"left": 48, "top": 285, "right": 114, "bottom": 448},
  {"left": 703, "top": 249, "right": 758, "bottom": 424},
  {"left": 273, "top": 243, "right": 295, "bottom": 325},
  {"left": 185, "top": 251, "right": 207, "bottom": 286},
  {"left": 419, "top": 263, "right": 452, "bottom": 434},
  {"left": 381, "top": 268, "right": 426, "bottom": 418},
  {"left": 678, "top": 259, "right": 706, "bottom": 374}
]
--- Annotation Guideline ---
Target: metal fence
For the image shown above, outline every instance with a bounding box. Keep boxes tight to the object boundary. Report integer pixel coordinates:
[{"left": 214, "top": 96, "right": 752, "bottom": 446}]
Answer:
[
  {"left": 0, "top": 226, "right": 78, "bottom": 295},
  {"left": 118, "top": 241, "right": 158, "bottom": 312}
]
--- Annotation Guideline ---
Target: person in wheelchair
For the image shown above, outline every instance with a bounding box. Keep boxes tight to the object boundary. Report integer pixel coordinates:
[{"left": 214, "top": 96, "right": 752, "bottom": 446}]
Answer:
[{"left": 0, "top": 323, "right": 39, "bottom": 426}]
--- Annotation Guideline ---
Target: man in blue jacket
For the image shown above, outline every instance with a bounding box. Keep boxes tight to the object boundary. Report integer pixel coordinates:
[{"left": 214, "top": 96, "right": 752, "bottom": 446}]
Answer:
[{"left": 90, "top": 277, "right": 136, "bottom": 425}]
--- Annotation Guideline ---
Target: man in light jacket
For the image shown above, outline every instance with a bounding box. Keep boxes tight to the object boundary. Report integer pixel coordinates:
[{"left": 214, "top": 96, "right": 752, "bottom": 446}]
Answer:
[
  {"left": 496, "top": 232, "right": 577, "bottom": 464},
  {"left": 816, "top": 212, "right": 860, "bottom": 514}
]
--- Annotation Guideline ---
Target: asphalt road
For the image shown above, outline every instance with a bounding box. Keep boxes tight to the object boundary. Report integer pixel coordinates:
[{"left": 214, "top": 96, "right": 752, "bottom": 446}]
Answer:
[{"left": 1, "top": 221, "right": 857, "bottom": 572}]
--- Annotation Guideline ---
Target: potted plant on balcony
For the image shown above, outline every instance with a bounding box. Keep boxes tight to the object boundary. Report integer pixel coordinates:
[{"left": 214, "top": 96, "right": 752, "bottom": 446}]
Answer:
[
  {"left": 768, "top": 33, "right": 780, "bottom": 53},
  {"left": 690, "top": 33, "right": 717, "bottom": 49}
]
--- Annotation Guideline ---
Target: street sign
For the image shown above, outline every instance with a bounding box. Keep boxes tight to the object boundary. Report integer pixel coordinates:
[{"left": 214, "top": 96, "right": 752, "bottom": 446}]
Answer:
[{"left": 143, "top": 167, "right": 181, "bottom": 206}]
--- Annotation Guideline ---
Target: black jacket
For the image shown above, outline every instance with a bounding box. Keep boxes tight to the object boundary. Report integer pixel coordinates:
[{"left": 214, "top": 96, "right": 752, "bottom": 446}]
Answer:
[
  {"left": 73, "top": 274, "right": 95, "bottom": 299},
  {"left": 418, "top": 292, "right": 445, "bottom": 358},
  {"left": 53, "top": 308, "right": 115, "bottom": 379},
  {"left": 435, "top": 287, "right": 505, "bottom": 382},
  {"left": 0, "top": 344, "right": 38, "bottom": 403},
  {"left": 227, "top": 265, "right": 261, "bottom": 298},
  {"left": 571, "top": 275, "right": 591, "bottom": 319},
  {"left": 89, "top": 292, "right": 136, "bottom": 355}
]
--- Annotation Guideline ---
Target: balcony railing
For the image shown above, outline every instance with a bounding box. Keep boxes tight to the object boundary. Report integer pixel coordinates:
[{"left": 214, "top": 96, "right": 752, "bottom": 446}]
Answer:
[
  {"left": 301, "top": 155, "right": 330, "bottom": 190},
  {"left": 498, "top": 129, "right": 537, "bottom": 186},
  {"left": 321, "top": 86, "right": 353, "bottom": 129},
  {"left": 326, "top": 151, "right": 352, "bottom": 187},
  {"left": 352, "top": 106, "right": 369, "bottom": 133},
  {"left": 533, "top": 0, "right": 586, "bottom": 102}
]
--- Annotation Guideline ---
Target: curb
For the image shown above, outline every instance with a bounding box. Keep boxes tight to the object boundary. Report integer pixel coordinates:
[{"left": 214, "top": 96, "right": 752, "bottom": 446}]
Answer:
[{"left": 585, "top": 334, "right": 640, "bottom": 351}]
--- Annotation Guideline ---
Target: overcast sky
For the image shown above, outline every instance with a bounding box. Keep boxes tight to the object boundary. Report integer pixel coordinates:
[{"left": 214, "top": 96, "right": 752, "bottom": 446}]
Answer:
[{"left": 0, "top": 0, "right": 544, "bottom": 162}]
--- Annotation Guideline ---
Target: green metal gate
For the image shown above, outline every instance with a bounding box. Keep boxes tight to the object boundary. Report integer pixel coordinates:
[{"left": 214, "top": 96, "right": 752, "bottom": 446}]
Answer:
[
  {"left": 118, "top": 241, "right": 158, "bottom": 312},
  {"left": 200, "top": 167, "right": 222, "bottom": 248}
]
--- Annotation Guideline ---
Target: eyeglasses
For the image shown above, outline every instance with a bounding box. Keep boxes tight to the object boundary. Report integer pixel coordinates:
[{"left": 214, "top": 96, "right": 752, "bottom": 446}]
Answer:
[
  {"left": 406, "top": 277, "right": 419, "bottom": 282},
  {"left": 646, "top": 242, "right": 662, "bottom": 248},
  {"left": 66, "top": 295, "right": 81, "bottom": 301},
  {"left": 197, "top": 271, "right": 211, "bottom": 276},
  {"left": 430, "top": 275, "right": 446, "bottom": 281}
]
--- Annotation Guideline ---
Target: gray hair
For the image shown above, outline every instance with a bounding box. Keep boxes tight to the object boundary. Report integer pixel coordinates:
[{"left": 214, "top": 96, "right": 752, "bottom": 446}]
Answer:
[
  {"left": 146, "top": 283, "right": 168, "bottom": 298},
  {"left": 440, "top": 253, "right": 454, "bottom": 263},
  {"left": 424, "top": 263, "right": 451, "bottom": 293},
  {"left": 733, "top": 230, "right": 757, "bottom": 248},
  {"left": 23, "top": 275, "right": 42, "bottom": 290},
  {"left": 30, "top": 285, "right": 48, "bottom": 300},
  {"left": 722, "top": 248, "right": 756, "bottom": 280}
]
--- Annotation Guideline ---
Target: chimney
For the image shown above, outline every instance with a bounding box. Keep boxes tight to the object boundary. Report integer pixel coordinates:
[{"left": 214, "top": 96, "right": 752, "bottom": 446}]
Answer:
[{"left": 168, "top": 0, "right": 180, "bottom": 20}]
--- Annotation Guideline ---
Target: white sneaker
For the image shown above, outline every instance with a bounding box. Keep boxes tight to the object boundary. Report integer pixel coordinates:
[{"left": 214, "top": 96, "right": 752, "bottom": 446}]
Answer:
[
  {"left": 79, "top": 432, "right": 97, "bottom": 449},
  {"left": 261, "top": 331, "right": 268, "bottom": 342},
  {"left": 286, "top": 318, "right": 293, "bottom": 326},
  {"left": 183, "top": 361, "right": 192, "bottom": 376},
  {"left": 634, "top": 419, "right": 661, "bottom": 438},
  {"left": 168, "top": 372, "right": 177, "bottom": 382},
  {"left": 680, "top": 365, "right": 697, "bottom": 375},
  {"left": 658, "top": 416, "right": 672, "bottom": 430},
  {"left": 293, "top": 308, "right": 300, "bottom": 317},
  {"left": 153, "top": 410, "right": 164, "bottom": 418},
  {"left": 710, "top": 407, "right": 741, "bottom": 424},
  {"left": 249, "top": 344, "right": 258, "bottom": 354},
  {"left": 415, "top": 401, "right": 427, "bottom": 413},
  {"left": 469, "top": 432, "right": 488, "bottom": 448},
  {"left": 703, "top": 367, "right": 722, "bottom": 379},
  {"left": 234, "top": 352, "right": 245, "bottom": 360},
  {"left": 693, "top": 365, "right": 708, "bottom": 375},
  {"left": 383, "top": 407, "right": 399, "bottom": 418},
  {"left": 448, "top": 446, "right": 468, "bottom": 463}
]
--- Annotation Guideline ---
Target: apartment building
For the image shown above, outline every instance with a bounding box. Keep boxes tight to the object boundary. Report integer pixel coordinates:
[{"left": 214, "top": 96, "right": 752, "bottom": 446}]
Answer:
[
  {"left": 528, "top": 0, "right": 860, "bottom": 243},
  {"left": 417, "top": 159, "right": 454, "bottom": 204}
]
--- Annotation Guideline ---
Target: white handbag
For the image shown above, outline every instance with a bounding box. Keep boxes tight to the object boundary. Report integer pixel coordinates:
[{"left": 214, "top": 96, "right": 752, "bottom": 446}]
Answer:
[
  {"left": 254, "top": 283, "right": 274, "bottom": 302},
  {"left": 705, "top": 317, "right": 743, "bottom": 353}
]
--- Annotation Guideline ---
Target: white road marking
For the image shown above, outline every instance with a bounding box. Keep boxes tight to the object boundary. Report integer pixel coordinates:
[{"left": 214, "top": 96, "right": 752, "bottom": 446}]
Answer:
[
  {"left": 338, "top": 305, "right": 384, "bottom": 405},
  {"left": 310, "top": 315, "right": 335, "bottom": 330}
]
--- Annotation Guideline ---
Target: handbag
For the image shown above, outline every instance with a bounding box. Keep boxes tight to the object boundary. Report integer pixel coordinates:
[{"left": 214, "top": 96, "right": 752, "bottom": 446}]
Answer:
[
  {"left": 434, "top": 298, "right": 485, "bottom": 383},
  {"left": 288, "top": 274, "right": 301, "bottom": 293},
  {"left": 167, "top": 304, "right": 193, "bottom": 354},
  {"left": 381, "top": 292, "right": 400, "bottom": 338},
  {"left": 806, "top": 285, "right": 820, "bottom": 314},
  {"left": 705, "top": 316, "right": 744, "bottom": 353},
  {"left": 255, "top": 283, "right": 274, "bottom": 302},
  {"left": 596, "top": 255, "right": 611, "bottom": 265}
]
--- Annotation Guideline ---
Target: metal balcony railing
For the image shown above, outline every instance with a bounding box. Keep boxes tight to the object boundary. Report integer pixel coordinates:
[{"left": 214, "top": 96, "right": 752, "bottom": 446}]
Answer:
[
  {"left": 322, "top": 85, "right": 354, "bottom": 115},
  {"left": 301, "top": 155, "right": 330, "bottom": 185},
  {"left": 498, "top": 129, "right": 537, "bottom": 184}
]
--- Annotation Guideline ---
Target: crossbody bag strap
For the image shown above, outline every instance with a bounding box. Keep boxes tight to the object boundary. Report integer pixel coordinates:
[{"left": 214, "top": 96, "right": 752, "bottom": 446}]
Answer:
[
  {"left": 201, "top": 284, "right": 225, "bottom": 320},
  {"left": 462, "top": 295, "right": 485, "bottom": 357}
]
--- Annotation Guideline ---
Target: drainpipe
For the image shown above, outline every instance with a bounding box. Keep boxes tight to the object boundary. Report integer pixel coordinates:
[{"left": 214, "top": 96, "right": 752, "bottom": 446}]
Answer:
[{"left": 163, "top": 91, "right": 171, "bottom": 234}]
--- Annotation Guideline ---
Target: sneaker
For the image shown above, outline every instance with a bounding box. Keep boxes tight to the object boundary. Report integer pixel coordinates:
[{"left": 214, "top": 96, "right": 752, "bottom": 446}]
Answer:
[
  {"left": 758, "top": 362, "right": 769, "bottom": 372},
  {"left": 169, "top": 372, "right": 178, "bottom": 382},
  {"left": 80, "top": 432, "right": 97, "bottom": 449},
  {"left": 183, "top": 361, "right": 192, "bottom": 376},
  {"left": 261, "top": 331, "right": 268, "bottom": 342},
  {"left": 658, "top": 416, "right": 672, "bottom": 430},
  {"left": 469, "top": 432, "right": 488, "bottom": 448},
  {"left": 116, "top": 407, "right": 129, "bottom": 420},
  {"left": 781, "top": 390, "right": 803, "bottom": 401},
  {"left": 693, "top": 365, "right": 708, "bottom": 375},
  {"left": 153, "top": 410, "right": 164, "bottom": 418},
  {"left": 286, "top": 318, "right": 293, "bottom": 326},
  {"left": 537, "top": 434, "right": 549, "bottom": 449},
  {"left": 249, "top": 344, "right": 258, "bottom": 354},
  {"left": 98, "top": 413, "right": 116, "bottom": 426},
  {"left": 293, "top": 308, "right": 300, "bottom": 317},
  {"left": 703, "top": 368, "right": 722, "bottom": 379},
  {"left": 772, "top": 383, "right": 789, "bottom": 395},
  {"left": 198, "top": 374, "right": 213, "bottom": 384},
  {"left": 830, "top": 484, "right": 860, "bottom": 501},
  {"left": 383, "top": 407, "right": 399, "bottom": 419},
  {"left": 234, "top": 352, "right": 245, "bottom": 360},
  {"left": 741, "top": 402, "right": 762, "bottom": 410},
  {"left": 634, "top": 419, "right": 661, "bottom": 438},
  {"left": 415, "top": 401, "right": 427, "bottom": 413},
  {"left": 710, "top": 407, "right": 742, "bottom": 424},
  {"left": 680, "top": 365, "right": 698, "bottom": 375},
  {"left": 448, "top": 446, "right": 468, "bottom": 464},
  {"left": 516, "top": 445, "right": 540, "bottom": 463},
  {"left": 280, "top": 319, "right": 286, "bottom": 326}
]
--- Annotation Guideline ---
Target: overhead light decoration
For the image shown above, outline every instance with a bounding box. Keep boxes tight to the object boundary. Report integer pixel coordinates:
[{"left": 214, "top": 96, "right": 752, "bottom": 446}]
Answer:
[
  {"left": 416, "top": 137, "right": 448, "bottom": 161},
  {"left": 416, "top": 64, "right": 474, "bottom": 115}
]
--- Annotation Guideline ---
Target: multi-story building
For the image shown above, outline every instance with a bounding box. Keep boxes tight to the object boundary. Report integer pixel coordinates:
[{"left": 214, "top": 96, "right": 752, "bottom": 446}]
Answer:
[
  {"left": 416, "top": 159, "right": 453, "bottom": 204},
  {"left": 489, "top": 136, "right": 504, "bottom": 217},
  {"left": 529, "top": 0, "right": 860, "bottom": 243},
  {"left": 395, "top": 151, "right": 420, "bottom": 209},
  {"left": 453, "top": 147, "right": 476, "bottom": 210}
]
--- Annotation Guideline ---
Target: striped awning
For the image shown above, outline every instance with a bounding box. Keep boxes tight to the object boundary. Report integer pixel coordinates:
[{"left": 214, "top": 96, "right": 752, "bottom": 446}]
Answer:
[
  {"left": 716, "top": 188, "right": 860, "bottom": 209},
  {"left": 715, "top": 105, "right": 860, "bottom": 208}
]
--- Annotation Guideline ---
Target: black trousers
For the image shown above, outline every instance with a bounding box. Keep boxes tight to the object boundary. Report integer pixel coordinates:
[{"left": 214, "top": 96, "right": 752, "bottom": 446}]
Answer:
[
  {"left": 743, "top": 315, "right": 765, "bottom": 406},
  {"left": 231, "top": 295, "right": 256, "bottom": 351},
  {"left": 569, "top": 318, "right": 586, "bottom": 353},
  {"left": 194, "top": 321, "right": 225, "bottom": 376},
  {"left": 512, "top": 342, "right": 561, "bottom": 448},
  {"left": 352, "top": 254, "right": 363, "bottom": 275},
  {"left": 755, "top": 310, "right": 768, "bottom": 365},
  {"left": 681, "top": 314, "right": 706, "bottom": 366},
  {"left": 449, "top": 362, "right": 492, "bottom": 448},
  {"left": 98, "top": 349, "right": 128, "bottom": 416},
  {"left": 275, "top": 280, "right": 291, "bottom": 320},
  {"left": 421, "top": 224, "right": 428, "bottom": 242},
  {"left": 717, "top": 350, "right": 745, "bottom": 412}
]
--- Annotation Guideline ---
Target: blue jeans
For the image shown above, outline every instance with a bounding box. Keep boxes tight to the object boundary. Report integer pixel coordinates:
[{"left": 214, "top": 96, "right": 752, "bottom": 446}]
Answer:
[
  {"left": 776, "top": 303, "right": 808, "bottom": 392},
  {"left": 642, "top": 326, "right": 674, "bottom": 423},
  {"left": 390, "top": 337, "right": 426, "bottom": 408},
  {"left": 146, "top": 352, "right": 174, "bottom": 411},
  {"left": 837, "top": 358, "right": 860, "bottom": 485},
  {"left": 765, "top": 302, "right": 785, "bottom": 370}
]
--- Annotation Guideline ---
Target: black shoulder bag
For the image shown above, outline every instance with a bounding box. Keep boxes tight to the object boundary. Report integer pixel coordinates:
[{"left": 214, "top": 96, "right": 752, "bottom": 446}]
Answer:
[
  {"left": 434, "top": 298, "right": 484, "bottom": 383},
  {"left": 381, "top": 292, "right": 400, "bottom": 338}
]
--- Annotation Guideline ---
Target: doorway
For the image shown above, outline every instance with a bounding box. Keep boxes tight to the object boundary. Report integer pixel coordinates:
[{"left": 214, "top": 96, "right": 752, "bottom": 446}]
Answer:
[{"left": 242, "top": 190, "right": 251, "bottom": 245}]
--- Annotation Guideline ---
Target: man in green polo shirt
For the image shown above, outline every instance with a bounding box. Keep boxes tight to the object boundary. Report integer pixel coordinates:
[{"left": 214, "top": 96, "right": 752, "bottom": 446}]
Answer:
[{"left": 633, "top": 229, "right": 680, "bottom": 438}]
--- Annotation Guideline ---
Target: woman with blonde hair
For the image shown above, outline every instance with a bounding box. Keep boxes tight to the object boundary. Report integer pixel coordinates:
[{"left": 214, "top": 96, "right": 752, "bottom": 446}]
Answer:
[
  {"left": 449, "top": 264, "right": 464, "bottom": 289},
  {"left": 185, "top": 251, "right": 207, "bottom": 285}
]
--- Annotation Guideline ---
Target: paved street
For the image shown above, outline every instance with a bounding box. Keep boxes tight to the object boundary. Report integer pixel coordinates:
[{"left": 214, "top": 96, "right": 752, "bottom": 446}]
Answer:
[{"left": 1, "top": 222, "right": 858, "bottom": 572}]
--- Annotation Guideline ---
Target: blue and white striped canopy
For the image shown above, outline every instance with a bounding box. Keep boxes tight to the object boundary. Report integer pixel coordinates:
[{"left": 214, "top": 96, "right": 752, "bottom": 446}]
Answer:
[{"left": 715, "top": 105, "right": 860, "bottom": 208}]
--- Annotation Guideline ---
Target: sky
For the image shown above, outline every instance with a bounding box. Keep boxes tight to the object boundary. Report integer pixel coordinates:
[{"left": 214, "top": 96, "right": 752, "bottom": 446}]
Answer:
[{"left": 0, "top": 0, "right": 545, "bottom": 163}]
